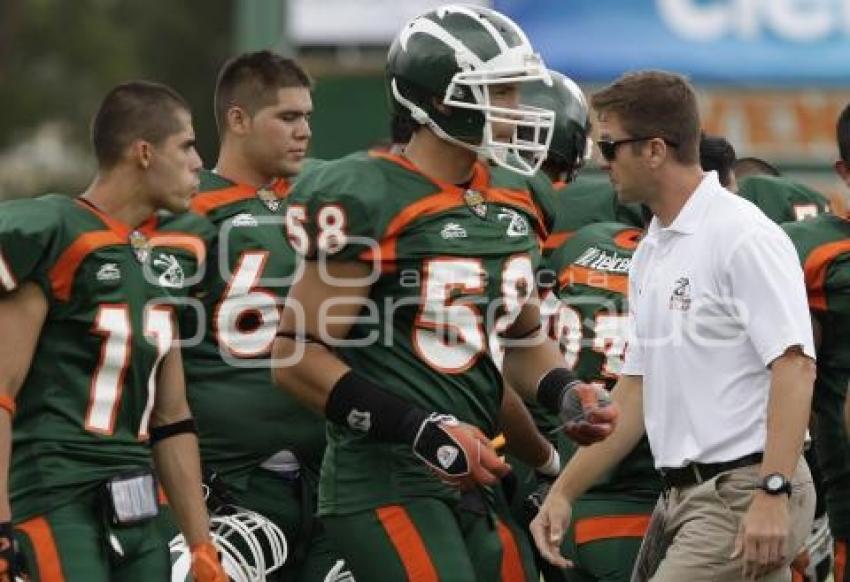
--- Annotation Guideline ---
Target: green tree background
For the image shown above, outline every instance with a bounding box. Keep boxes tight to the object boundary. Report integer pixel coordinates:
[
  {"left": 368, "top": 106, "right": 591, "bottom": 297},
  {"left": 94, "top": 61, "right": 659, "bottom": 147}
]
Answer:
[{"left": 0, "top": 0, "right": 233, "bottom": 198}]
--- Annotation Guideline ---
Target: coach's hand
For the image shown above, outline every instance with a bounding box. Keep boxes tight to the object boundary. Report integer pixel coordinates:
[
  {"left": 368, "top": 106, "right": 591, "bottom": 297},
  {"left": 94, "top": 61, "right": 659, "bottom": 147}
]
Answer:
[
  {"left": 560, "top": 383, "right": 619, "bottom": 445},
  {"left": 191, "top": 540, "right": 228, "bottom": 582},
  {"left": 529, "top": 488, "right": 574, "bottom": 569},
  {"left": 412, "top": 414, "right": 510, "bottom": 489},
  {"left": 731, "top": 492, "right": 790, "bottom": 579}
]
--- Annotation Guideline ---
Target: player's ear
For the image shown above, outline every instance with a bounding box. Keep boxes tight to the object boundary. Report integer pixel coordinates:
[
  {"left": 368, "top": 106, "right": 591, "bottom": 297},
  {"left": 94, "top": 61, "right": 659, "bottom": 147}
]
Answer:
[
  {"left": 130, "top": 139, "right": 153, "bottom": 169},
  {"left": 226, "top": 105, "right": 251, "bottom": 136}
]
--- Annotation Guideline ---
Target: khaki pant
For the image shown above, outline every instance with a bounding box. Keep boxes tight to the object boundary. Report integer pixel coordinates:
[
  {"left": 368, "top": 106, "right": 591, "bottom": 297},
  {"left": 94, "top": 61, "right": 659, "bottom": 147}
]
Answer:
[{"left": 644, "top": 457, "right": 815, "bottom": 582}]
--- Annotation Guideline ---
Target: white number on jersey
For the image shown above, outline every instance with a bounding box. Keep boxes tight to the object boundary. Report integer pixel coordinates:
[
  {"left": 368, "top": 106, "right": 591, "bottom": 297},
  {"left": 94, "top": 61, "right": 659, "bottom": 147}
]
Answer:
[
  {"left": 86, "top": 304, "right": 174, "bottom": 437},
  {"left": 215, "top": 250, "right": 279, "bottom": 358}
]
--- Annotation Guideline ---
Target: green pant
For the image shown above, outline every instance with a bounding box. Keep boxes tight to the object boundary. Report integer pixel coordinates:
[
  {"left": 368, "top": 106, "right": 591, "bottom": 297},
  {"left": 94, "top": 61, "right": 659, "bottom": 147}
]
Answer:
[
  {"left": 322, "top": 494, "right": 537, "bottom": 582},
  {"left": 232, "top": 466, "right": 342, "bottom": 582},
  {"left": 14, "top": 491, "right": 170, "bottom": 582},
  {"left": 560, "top": 496, "right": 656, "bottom": 582}
]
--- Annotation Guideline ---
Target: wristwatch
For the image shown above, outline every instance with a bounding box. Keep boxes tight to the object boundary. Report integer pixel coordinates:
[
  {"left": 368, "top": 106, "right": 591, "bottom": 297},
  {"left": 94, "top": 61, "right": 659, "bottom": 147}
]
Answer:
[{"left": 759, "top": 473, "right": 792, "bottom": 496}]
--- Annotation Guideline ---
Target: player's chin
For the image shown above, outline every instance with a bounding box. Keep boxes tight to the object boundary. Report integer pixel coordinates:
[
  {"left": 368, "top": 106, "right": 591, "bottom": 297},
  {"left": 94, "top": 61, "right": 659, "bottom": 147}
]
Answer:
[
  {"left": 164, "top": 191, "right": 193, "bottom": 214},
  {"left": 278, "top": 159, "right": 304, "bottom": 178}
]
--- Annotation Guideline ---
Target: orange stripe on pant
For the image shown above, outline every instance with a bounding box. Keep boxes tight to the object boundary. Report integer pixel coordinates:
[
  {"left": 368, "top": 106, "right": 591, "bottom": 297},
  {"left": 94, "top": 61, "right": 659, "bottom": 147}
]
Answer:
[
  {"left": 496, "top": 519, "right": 526, "bottom": 582},
  {"left": 574, "top": 514, "right": 652, "bottom": 545},
  {"left": 836, "top": 539, "right": 848, "bottom": 582},
  {"left": 376, "top": 505, "right": 439, "bottom": 582},
  {"left": 16, "top": 516, "right": 65, "bottom": 582}
]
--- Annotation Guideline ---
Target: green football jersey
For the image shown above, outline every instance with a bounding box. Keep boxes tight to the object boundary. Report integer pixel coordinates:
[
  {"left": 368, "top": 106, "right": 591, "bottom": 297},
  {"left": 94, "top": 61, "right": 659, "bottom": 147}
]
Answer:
[
  {"left": 738, "top": 175, "right": 831, "bottom": 224},
  {"left": 0, "top": 194, "right": 211, "bottom": 521},
  {"left": 180, "top": 170, "right": 326, "bottom": 490},
  {"left": 286, "top": 150, "right": 556, "bottom": 515},
  {"left": 783, "top": 214, "right": 850, "bottom": 537},
  {"left": 543, "top": 177, "right": 644, "bottom": 257},
  {"left": 544, "top": 222, "right": 661, "bottom": 498}
]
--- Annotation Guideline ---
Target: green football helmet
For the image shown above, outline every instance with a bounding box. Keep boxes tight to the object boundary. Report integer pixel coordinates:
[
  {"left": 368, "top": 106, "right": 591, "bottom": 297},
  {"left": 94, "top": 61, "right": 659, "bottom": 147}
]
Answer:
[
  {"left": 521, "top": 69, "right": 591, "bottom": 182},
  {"left": 387, "top": 4, "right": 555, "bottom": 176}
]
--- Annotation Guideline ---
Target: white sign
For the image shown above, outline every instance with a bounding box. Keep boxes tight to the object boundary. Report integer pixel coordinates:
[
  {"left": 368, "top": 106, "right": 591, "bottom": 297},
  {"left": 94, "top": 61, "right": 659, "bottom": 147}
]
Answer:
[
  {"left": 657, "top": 0, "right": 850, "bottom": 42},
  {"left": 289, "top": 0, "right": 491, "bottom": 44}
]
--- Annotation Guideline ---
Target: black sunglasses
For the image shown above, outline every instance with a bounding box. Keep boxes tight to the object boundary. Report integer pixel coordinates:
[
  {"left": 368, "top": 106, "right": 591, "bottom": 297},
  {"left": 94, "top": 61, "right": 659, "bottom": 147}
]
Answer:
[{"left": 596, "top": 136, "right": 679, "bottom": 162}]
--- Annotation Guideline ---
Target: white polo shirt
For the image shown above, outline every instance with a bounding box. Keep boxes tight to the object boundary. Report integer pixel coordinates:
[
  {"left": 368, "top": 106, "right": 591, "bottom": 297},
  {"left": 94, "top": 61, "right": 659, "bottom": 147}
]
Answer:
[{"left": 622, "top": 172, "right": 815, "bottom": 469}]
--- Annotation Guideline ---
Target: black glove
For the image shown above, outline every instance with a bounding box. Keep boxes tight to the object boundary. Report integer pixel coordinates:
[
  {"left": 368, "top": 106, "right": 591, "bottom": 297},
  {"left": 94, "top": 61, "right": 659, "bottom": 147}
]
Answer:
[{"left": 411, "top": 413, "right": 510, "bottom": 489}]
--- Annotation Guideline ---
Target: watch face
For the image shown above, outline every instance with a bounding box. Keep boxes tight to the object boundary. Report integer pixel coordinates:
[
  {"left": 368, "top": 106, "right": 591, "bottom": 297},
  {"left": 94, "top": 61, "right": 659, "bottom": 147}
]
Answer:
[{"left": 766, "top": 475, "right": 784, "bottom": 491}]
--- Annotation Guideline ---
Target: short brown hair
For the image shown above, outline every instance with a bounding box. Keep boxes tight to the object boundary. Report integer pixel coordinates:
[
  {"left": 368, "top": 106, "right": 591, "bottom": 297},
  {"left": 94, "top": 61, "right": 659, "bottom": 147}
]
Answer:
[
  {"left": 92, "top": 81, "right": 190, "bottom": 169},
  {"left": 214, "top": 51, "right": 313, "bottom": 136},
  {"left": 591, "top": 71, "right": 700, "bottom": 165}
]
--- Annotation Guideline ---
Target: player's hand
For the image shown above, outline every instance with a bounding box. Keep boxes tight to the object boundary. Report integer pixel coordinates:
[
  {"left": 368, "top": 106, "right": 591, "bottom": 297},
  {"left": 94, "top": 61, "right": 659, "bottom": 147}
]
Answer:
[
  {"left": 730, "top": 492, "right": 790, "bottom": 579},
  {"left": 0, "top": 522, "right": 14, "bottom": 582},
  {"left": 412, "top": 414, "right": 511, "bottom": 489},
  {"left": 560, "top": 383, "right": 618, "bottom": 445},
  {"left": 191, "top": 541, "right": 228, "bottom": 582},
  {"left": 529, "top": 489, "right": 574, "bottom": 569}
]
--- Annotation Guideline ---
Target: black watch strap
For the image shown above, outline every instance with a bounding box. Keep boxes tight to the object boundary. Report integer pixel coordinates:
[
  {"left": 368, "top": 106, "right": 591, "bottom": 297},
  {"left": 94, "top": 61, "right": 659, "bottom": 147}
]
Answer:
[{"left": 759, "top": 473, "right": 792, "bottom": 496}]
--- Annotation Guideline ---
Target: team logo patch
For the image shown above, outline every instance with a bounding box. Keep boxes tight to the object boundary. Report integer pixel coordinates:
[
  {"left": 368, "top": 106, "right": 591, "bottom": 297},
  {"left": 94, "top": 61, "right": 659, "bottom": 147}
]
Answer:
[
  {"left": 232, "top": 213, "right": 258, "bottom": 227},
  {"left": 669, "top": 276, "right": 692, "bottom": 311},
  {"left": 96, "top": 263, "right": 121, "bottom": 283},
  {"left": 153, "top": 253, "right": 185, "bottom": 289},
  {"left": 436, "top": 445, "right": 460, "bottom": 470},
  {"left": 129, "top": 230, "right": 150, "bottom": 264},
  {"left": 347, "top": 409, "right": 372, "bottom": 432},
  {"left": 256, "top": 187, "right": 281, "bottom": 212},
  {"left": 441, "top": 222, "right": 468, "bottom": 239},
  {"left": 464, "top": 189, "right": 488, "bottom": 219},
  {"left": 497, "top": 207, "right": 529, "bottom": 237}
]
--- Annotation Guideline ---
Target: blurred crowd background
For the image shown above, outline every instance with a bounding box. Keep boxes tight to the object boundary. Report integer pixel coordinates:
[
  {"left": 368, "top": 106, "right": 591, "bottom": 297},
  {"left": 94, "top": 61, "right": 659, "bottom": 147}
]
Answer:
[{"left": 2, "top": 0, "right": 849, "bottom": 202}]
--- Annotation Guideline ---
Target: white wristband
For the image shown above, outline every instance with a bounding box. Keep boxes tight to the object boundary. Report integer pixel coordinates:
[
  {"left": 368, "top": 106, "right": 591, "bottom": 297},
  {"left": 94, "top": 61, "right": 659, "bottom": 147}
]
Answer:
[{"left": 535, "top": 443, "right": 561, "bottom": 477}]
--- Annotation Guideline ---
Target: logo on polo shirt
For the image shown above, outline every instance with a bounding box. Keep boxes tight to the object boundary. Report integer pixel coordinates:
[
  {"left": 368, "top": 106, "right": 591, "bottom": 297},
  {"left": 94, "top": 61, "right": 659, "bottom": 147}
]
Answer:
[{"left": 669, "top": 276, "right": 692, "bottom": 311}]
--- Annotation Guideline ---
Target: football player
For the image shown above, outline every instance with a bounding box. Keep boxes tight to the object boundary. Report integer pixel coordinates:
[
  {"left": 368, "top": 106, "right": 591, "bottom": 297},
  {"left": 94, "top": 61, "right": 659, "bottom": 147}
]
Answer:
[
  {"left": 539, "top": 220, "right": 661, "bottom": 582},
  {"left": 737, "top": 174, "right": 830, "bottom": 223},
  {"left": 526, "top": 74, "right": 643, "bottom": 256},
  {"left": 180, "top": 51, "right": 345, "bottom": 581},
  {"left": 779, "top": 102, "right": 850, "bottom": 582},
  {"left": 516, "top": 71, "right": 659, "bottom": 582},
  {"left": 0, "top": 82, "right": 225, "bottom": 581},
  {"left": 272, "top": 5, "right": 617, "bottom": 581},
  {"left": 699, "top": 133, "right": 737, "bottom": 192}
]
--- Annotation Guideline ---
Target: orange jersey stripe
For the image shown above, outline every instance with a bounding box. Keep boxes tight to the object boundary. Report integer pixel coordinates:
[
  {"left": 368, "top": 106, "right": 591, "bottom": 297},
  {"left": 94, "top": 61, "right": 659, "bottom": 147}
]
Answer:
[
  {"left": 75, "top": 199, "right": 158, "bottom": 238},
  {"left": 157, "top": 484, "right": 169, "bottom": 506},
  {"left": 496, "top": 519, "right": 526, "bottom": 582},
  {"left": 558, "top": 264, "right": 629, "bottom": 295},
  {"left": 360, "top": 190, "right": 466, "bottom": 263},
  {"left": 49, "top": 231, "right": 124, "bottom": 302},
  {"left": 376, "top": 505, "right": 439, "bottom": 582},
  {"left": 191, "top": 185, "right": 256, "bottom": 216},
  {"left": 191, "top": 177, "right": 290, "bottom": 216},
  {"left": 543, "top": 231, "right": 574, "bottom": 252},
  {"left": 836, "top": 539, "right": 847, "bottom": 582},
  {"left": 574, "top": 514, "right": 651, "bottom": 545},
  {"left": 489, "top": 187, "right": 549, "bottom": 240},
  {"left": 803, "top": 239, "right": 850, "bottom": 311},
  {"left": 149, "top": 232, "right": 207, "bottom": 265},
  {"left": 613, "top": 228, "right": 642, "bottom": 250},
  {"left": 17, "top": 516, "right": 65, "bottom": 581},
  {"left": 369, "top": 150, "right": 491, "bottom": 194}
]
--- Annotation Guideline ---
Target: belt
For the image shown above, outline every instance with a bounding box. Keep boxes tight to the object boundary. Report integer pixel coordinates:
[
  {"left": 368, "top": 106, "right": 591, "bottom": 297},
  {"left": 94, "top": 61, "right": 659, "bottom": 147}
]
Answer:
[{"left": 659, "top": 452, "right": 763, "bottom": 489}]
